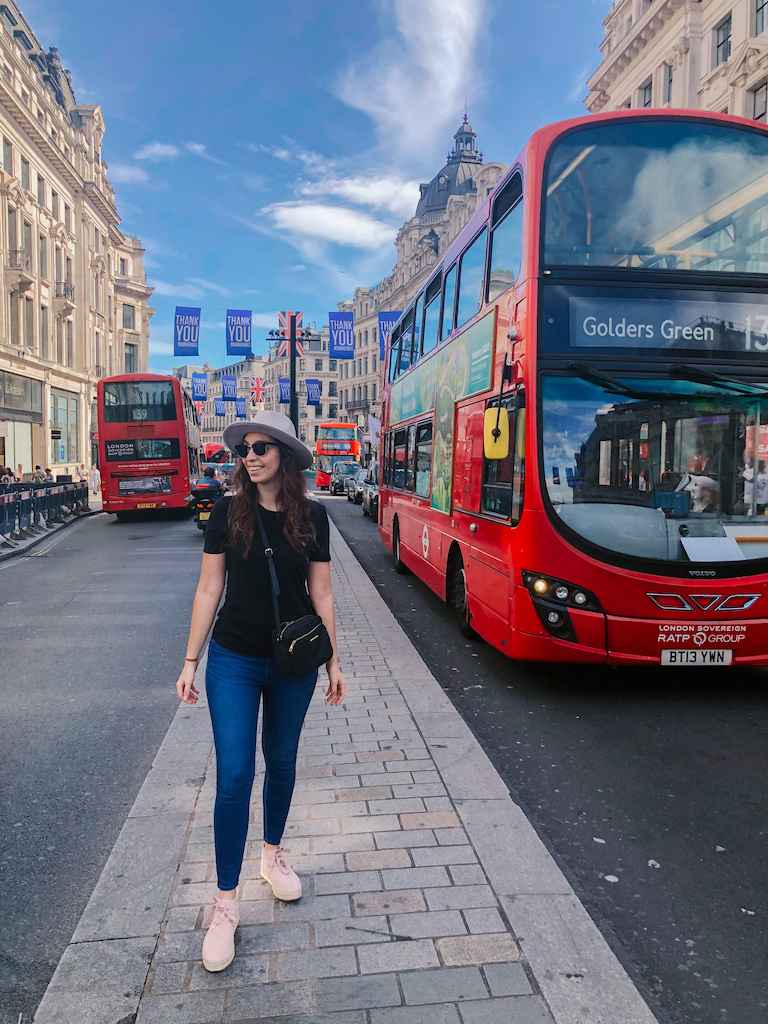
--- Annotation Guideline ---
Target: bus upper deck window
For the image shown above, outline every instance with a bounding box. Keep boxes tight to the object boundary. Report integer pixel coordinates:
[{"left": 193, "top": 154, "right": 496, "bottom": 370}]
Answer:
[
  {"left": 455, "top": 228, "right": 488, "bottom": 330},
  {"left": 440, "top": 264, "right": 457, "bottom": 341},
  {"left": 488, "top": 175, "right": 523, "bottom": 303},
  {"left": 422, "top": 272, "right": 442, "bottom": 355}
]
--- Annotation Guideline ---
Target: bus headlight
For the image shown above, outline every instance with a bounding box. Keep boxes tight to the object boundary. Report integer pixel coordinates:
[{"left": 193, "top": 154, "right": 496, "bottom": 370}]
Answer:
[{"left": 521, "top": 571, "right": 602, "bottom": 644}]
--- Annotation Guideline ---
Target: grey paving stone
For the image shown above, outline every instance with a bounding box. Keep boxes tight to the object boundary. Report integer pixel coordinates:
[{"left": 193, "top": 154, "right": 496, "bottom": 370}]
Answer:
[
  {"left": 237, "top": 921, "right": 310, "bottom": 954},
  {"left": 276, "top": 893, "right": 352, "bottom": 922},
  {"left": 368, "top": 798, "right": 426, "bottom": 815},
  {"left": 448, "top": 864, "right": 487, "bottom": 886},
  {"left": 136, "top": 990, "right": 225, "bottom": 1024},
  {"left": 313, "top": 833, "right": 375, "bottom": 855},
  {"left": 343, "top": 813, "right": 401, "bottom": 833},
  {"left": 336, "top": 761, "right": 386, "bottom": 775},
  {"left": 457, "top": 995, "right": 554, "bottom": 1023},
  {"left": 336, "top": 784, "right": 392, "bottom": 802},
  {"left": 315, "top": 870, "right": 381, "bottom": 895},
  {"left": 392, "top": 784, "right": 447, "bottom": 799},
  {"left": 264, "top": 1012, "right": 366, "bottom": 1024},
  {"left": 276, "top": 944, "right": 358, "bottom": 981},
  {"left": 315, "top": 915, "right": 391, "bottom": 946},
  {"left": 188, "top": 953, "right": 269, "bottom": 989},
  {"left": 483, "top": 962, "right": 534, "bottom": 997},
  {"left": 149, "top": 962, "right": 187, "bottom": 995},
  {"left": 463, "top": 907, "right": 506, "bottom": 935},
  {"left": 364, "top": 771, "right": 414, "bottom": 786},
  {"left": 283, "top": 818, "right": 341, "bottom": 837},
  {"left": 225, "top": 979, "right": 314, "bottom": 1018},
  {"left": 437, "top": 933, "right": 519, "bottom": 965},
  {"left": 358, "top": 938, "right": 439, "bottom": 974},
  {"left": 165, "top": 905, "right": 202, "bottom": 932},
  {"left": 388, "top": 910, "right": 467, "bottom": 939},
  {"left": 312, "top": 800, "right": 367, "bottom": 818},
  {"left": 316, "top": 972, "right": 401, "bottom": 1011},
  {"left": 412, "top": 847, "right": 478, "bottom": 868},
  {"left": 381, "top": 866, "right": 450, "bottom": 889},
  {"left": 172, "top": 881, "right": 215, "bottom": 905},
  {"left": 400, "top": 966, "right": 487, "bottom": 1005},
  {"left": 345, "top": 848, "right": 411, "bottom": 871},
  {"left": 424, "top": 796, "right": 453, "bottom": 813},
  {"left": 370, "top": 1005, "right": 461, "bottom": 1024},
  {"left": 352, "top": 889, "right": 426, "bottom": 916},
  {"left": 374, "top": 829, "right": 436, "bottom": 849},
  {"left": 435, "top": 829, "right": 470, "bottom": 846},
  {"left": 425, "top": 885, "right": 498, "bottom": 912}
]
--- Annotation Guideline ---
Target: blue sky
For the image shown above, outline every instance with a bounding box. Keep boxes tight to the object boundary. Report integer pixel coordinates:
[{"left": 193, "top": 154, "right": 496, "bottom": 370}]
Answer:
[{"left": 25, "top": 0, "right": 606, "bottom": 372}]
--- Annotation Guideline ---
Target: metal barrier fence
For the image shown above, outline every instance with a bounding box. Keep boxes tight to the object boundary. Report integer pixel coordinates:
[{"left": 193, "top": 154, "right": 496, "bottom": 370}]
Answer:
[{"left": 0, "top": 481, "right": 90, "bottom": 538}]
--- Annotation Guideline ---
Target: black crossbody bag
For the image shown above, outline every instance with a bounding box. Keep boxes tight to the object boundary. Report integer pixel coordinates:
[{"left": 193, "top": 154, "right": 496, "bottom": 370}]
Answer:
[{"left": 254, "top": 503, "right": 333, "bottom": 678}]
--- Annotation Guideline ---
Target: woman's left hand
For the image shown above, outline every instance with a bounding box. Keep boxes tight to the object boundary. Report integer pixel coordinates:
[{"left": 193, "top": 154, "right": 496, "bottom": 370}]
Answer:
[{"left": 325, "top": 662, "right": 346, "bottom": 706}]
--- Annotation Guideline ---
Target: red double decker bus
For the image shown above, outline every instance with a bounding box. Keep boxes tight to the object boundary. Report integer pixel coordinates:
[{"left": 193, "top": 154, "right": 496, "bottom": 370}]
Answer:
[
  {"left": 97, "top": 374, "right": 201, "bottom": 518},
  {"left": 315, "top": 422, "right": 363, "bottom": 489},
  {"left": 380, "top": 109, "right": 768, "bottom": 666}
]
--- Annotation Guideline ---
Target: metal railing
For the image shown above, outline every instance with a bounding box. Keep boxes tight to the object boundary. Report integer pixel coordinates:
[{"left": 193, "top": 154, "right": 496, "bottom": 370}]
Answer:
[
  {"left": 55, "top": 280, "right": 75, "bottom": 301},
  {"left": 7, "top": 249, "right": 33, "bottom": 272}
]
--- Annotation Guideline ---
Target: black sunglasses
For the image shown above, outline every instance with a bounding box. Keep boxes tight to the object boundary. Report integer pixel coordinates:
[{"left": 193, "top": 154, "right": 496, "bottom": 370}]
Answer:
[{"left": 233, "top": 441, "right": 282, "bottom": 458}]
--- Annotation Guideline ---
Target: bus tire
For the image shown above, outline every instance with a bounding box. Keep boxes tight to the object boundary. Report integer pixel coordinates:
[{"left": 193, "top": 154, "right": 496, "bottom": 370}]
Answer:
[
  {"left": 393, "top": 520, "right": 409, "bottom": 574},
  {"left": 449, "top": 550, "right": 477, "bottom": 639}
]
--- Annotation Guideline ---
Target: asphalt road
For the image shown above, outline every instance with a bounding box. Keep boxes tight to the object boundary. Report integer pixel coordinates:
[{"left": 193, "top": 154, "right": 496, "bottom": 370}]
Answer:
[
  {"left": 0, "top": 509, "right": 203, "bottom": 1024},
  {"left": 321, "top": 492, "right": 768, "bottom": 1024}
]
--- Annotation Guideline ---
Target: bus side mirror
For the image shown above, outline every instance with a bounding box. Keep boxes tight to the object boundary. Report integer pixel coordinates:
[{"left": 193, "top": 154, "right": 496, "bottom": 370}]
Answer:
[{"left": 484, "top": 407, "right": 509, "bottom": 460}]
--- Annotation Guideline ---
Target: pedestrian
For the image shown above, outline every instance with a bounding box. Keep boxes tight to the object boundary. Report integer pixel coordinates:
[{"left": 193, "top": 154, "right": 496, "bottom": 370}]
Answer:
[
  {"left": 89, "top": 464, "right": 101, "bottom": 494},
  {"left": 15, "top": 463, "right": 23, "bottom": 482},
  {"left": 1, "top": 467, "right": 13, "bottom": 484},
  {"left": 176, "top": 410, "right": 346, "bottom": 975},
  {"left": 32, "top": 465, "right": 47, "bottom": 485},
  {"left": 77, "top": 462, "right": 88, "bottom": 483},
  {"left": 44, "top": 468, "right": 54, "bottom": 482}
]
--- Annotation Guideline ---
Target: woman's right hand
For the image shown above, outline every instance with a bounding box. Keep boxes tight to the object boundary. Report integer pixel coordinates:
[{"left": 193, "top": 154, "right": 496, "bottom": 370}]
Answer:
[{"left": 176, "top": 661, "right": 200, "bottom": 705}]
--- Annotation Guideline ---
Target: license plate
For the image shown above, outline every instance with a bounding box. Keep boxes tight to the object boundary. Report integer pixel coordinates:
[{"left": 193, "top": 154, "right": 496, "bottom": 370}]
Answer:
[
  {"left": 198, "top": 511, "right": 210, "bottom": 521},
  {"left": 136, "top": 503, "right": 157, "bottom": 509},
  {"left": 661, "top": 649, "right": 733, "bottom": 665}
]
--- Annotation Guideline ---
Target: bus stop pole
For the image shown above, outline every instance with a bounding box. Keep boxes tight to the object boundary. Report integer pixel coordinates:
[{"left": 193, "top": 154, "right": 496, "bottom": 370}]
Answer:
[{"left": 289, "top": 313, "right": 299, "bottom": 433}]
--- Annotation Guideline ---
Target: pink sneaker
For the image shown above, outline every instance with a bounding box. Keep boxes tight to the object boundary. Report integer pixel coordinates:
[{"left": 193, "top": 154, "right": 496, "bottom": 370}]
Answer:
[
  {"left": 202, "top": 895, "right": 239, "bottom": 972},
  {"left": 261, "top": 845, "right": 302, "bottom": 901}
]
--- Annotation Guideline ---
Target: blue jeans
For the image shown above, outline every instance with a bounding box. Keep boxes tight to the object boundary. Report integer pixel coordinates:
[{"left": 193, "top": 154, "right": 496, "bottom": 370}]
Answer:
[{"left": 205, "top": 639, "right": 317, "bottom": 891}]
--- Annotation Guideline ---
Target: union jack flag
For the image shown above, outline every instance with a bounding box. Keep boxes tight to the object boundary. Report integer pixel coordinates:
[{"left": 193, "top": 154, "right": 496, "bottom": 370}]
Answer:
[
  {"left": 250, "top": 376, "right": 266, "bottom": 405},
  {"left": 277, "top": 310, "right": 304, "bottom": 358},
  {"left": 194, "top": 401, "right": 205, "bottom": 423}
]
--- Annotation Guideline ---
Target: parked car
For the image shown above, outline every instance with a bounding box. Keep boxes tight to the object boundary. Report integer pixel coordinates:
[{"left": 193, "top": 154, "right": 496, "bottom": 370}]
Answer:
[
  {"left": 347, "top": 468, "right": 367, "bottom": 503},
  {"left": 330, "top": 461, "right": 359, "bottom": 495},
  {"left": 362, "top": 461, "right": 379, "bottom": 519}
]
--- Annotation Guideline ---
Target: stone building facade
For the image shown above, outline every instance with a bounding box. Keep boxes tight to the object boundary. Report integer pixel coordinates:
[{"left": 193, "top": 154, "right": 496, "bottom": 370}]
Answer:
[
  {"left": 263, "top": 328, "right": 340, "bottom": 446},
  {"left": 337, "top": 117, "right": 505, "bottom": 457},
  {"left": 0, "top": 0, "right": 153, "bottom": 477},
  {"left": 586, "top": 0, "right": 768, "bottom": 119}
]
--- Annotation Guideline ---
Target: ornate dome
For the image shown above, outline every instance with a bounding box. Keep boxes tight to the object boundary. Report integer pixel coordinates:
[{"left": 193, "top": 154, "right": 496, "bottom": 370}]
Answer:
[{"left": 415, "top": 114, "right": 484, "bottom": 219}]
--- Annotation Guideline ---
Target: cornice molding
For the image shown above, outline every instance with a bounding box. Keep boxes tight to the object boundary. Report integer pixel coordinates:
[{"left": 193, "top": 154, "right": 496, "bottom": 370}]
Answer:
[{"left": 588, "top": 0, "right": 688, "bottom": 94}]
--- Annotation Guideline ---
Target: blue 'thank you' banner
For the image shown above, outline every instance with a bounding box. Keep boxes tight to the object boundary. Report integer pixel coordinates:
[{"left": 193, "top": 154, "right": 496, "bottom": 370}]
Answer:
[
  {"left": 222, "top": 375, "right": 237, "bottom": 401},
  {"left": 306, "top": 379, "right": 321, "bottom": 405},
  {"left": 278, "top": 378, "right": 290, "bottom": 404},
  {"left": 235, "top": 397, "right": 246, "bottom": 418},
  {"left": 226, "top": 309, "right": 252, "bottom": 356},
  {"left": 378, "top": 312, "right": 400, "bottom": 361},
  {"left": 174, "top": 306, "right": 201, "bottom": 357},
  {"left": 214, "top": 398, "right": 225, "bottom": 417},
  {"left": 329, "top": 312, "right": 354, "bottom": 359},
  {"left": 191, "top": 372, "right": 207, "bottom": 401}
]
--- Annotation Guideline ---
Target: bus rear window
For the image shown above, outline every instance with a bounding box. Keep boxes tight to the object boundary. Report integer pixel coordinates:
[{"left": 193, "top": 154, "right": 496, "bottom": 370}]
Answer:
[
  {"left": 103, "top": 382, "right": 176, "bottom": 422},
  {"left": 544, "top": 119, "right": 768, "bottom": 273}
]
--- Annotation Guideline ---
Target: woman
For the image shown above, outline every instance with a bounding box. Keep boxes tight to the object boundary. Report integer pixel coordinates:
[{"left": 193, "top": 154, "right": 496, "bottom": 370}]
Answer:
[{"left": 176, "top": 411, "right": 346, "bottom": 974}]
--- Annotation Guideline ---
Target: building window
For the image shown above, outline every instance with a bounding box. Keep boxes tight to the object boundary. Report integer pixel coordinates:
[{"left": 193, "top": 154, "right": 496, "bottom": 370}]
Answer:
[
  {"left": 64, "top": 204, "right": 71, "bottom": 232},
  {"left": 94, "top": 227, "right": 99, "bottom": 252},
  {"left": 20, "top": 159, "right": 29, "bottom": 190},
  {"left": 124, "top": 343, "right": 137, "bottom": 374},
  {"left": 329, "top": 381, "right": 337, "bottom": 397},
  {"left": 2, "top": 137, "right": 11, "bottom": 174},
  {"left": 52, "top": 191, "right": 59, "bottom": 220},
  {"left": 641, "top": 80, "right": 652, "bottom": 107},
  {"left": 715, "top": 16, "right": 732, "bottom": 66},
  {"left": 51, "top": 388, "right": 79, "bottom": 463},
  {"left": 329, "top": 358, "right": 337, "bottom": 371},
  {"left": 23, "top": 221, "right": 31, "bottom": 258},
  {"left": 25, "top": 297, "right": 32, "bottom": 348},
  {"left": 754, "top": 82, "right": 768, "bottom": 121},
  {"left": 122, "top": 303, "right": 135, "bottom": 329},
  {"left": 119, "top": 257, "right": 127, "bottom": 275},
  {"left": 329, "top": 403, "right": 337, "bottom": 418},
  {"left": 364, "top": 357, "right": 368, "bottom": 374},
  {"left": 664, "top": 63, "right": 673, "bottom": 103},
  {"left": 372, "top": 382, "right": 377, "bottom": 402},
  {"left": 41, "top": 305, "right": 48, "bottom": 359},
  {"left": 39, "top": 235, "right": 47, "bottom": 278},
  {"left": 757, "top": 0, "right": 768, "bottom": 35},
  {"left": 37, "top": 174, "right": 45, "bottom": 206},
  {"left": 315, "top": 358, "right": 323, "bottom": 371},
  {"left": 66, "top": 320, "right": 73, "bottom": 367}
]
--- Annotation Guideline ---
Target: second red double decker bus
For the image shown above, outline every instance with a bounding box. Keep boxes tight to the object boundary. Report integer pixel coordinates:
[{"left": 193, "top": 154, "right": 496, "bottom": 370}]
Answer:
[
  {"left": 97, "top": 373, "right": 201, "bottom": 518},
  {"left": 380, "top": 109, "right": 768, "bottom": 666},
  {"left": 314, "top": 421, "right": 363, "bottom": 489}
]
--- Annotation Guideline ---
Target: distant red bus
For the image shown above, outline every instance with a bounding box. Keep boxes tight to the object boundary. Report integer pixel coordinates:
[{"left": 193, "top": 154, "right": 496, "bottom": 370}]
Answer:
[
  {"left": 204, "top": 443, "right": 228, "bottom": 463},
  {"left": 315, "top": 422, "right": 363, "bottom": 489},
  {"left": 97, "top": 374, "right": 201, "bottom": 517}
]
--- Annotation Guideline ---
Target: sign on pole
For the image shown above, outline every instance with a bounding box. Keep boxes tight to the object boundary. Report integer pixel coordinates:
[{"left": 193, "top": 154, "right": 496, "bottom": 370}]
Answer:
[
  {"left": 378, "top": 312, "right": 400, "bottom": 361},
  {"left": 250, "top": 376, "right": 266, "bottom": 405},
  {"left": 226, "top": 309, "right": 252, "bottom": 356},
  {"left": 214, "top": 398, "right": 225, "bottom": 416},
  {"left": 278, "top": 311, "right": 304, "bottom": 357},
  {"left": 174, "top": 307, "right": 201, "bottom": 357},
  {"left": 329, "top": 312, "right": 354, "bottom": 359},
  {"left": 222, "top": 375, "right": 237, "bottom": 401},
  {"left": 278, "top": 378, "right": 290, "bottom": 404},
  {"left": 306, "top": 379, "right": 321, "bottom": 405},
  {"left": 235, "top": 397, "right": 246, "bottom": 418},
  {"left": 191, "top": 372, "right": 207, "bottom": 401}
]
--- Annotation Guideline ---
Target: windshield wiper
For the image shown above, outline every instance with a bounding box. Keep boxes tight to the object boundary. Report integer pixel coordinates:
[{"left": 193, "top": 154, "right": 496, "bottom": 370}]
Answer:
[
  {"left": 567, "top": 362, "right": 675, "bottom": 401},
  {"left": 671, "top": 363, "right": 768, "bottom": 396}
]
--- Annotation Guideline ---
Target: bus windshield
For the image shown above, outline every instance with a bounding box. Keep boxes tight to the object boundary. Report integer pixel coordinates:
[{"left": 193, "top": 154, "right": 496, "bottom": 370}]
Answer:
[
  {"left": 103, "top": 381, "right": 176, "bottom": 422},
  {"left": 317, "top": 427, "right": 355, "bottom": 440},
  {"left": 541, "top": 374, "right": 768, "bottom": 564},
  {"left": 544, "top": 119, "right": 768, "bottom": 273}
]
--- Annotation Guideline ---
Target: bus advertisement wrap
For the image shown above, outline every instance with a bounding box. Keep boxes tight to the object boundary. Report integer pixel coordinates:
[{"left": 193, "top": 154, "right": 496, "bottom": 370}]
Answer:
[{"left": 389, "top": 309, "right": 495, "bottom": 513}]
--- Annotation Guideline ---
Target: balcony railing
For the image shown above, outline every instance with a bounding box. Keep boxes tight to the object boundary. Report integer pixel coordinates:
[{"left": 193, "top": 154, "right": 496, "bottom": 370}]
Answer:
[
  {"left": 7, "top": 249, "right": 33, "bottom": 272},
  {"left": 55, "top": 281, "right": 75, "bottom": 301},
  {"left": 95, "top": 364, "right": 107, "bottom": 379}
]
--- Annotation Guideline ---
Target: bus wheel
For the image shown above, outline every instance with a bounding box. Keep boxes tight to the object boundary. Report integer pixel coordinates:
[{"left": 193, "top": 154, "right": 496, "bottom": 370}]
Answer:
[
  {"left": 450, "top": 556, "right": 476, "bottom": 639},
  {"left": 393, "top": 521, "right": 408, "bottom": 574}
]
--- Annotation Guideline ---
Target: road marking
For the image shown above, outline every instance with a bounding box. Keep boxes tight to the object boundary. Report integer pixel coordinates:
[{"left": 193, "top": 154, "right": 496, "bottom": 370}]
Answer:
[{"left": 0, "top": 518, "right": 90, "bottom": 570}]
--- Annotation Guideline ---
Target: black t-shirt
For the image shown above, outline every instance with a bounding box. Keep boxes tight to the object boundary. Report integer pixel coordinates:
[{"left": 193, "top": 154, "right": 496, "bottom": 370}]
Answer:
[{"left": 203, "top": 496, "right": 330, "bottom": 657}]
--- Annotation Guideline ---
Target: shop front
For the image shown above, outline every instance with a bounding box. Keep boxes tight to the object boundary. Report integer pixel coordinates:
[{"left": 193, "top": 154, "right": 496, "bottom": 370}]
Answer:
[
  {"left": 0, "top": 370, "right": 43, "bottom": 475},
  {"left": 50, "top": 387, "right": 80, "bottom": 469}
]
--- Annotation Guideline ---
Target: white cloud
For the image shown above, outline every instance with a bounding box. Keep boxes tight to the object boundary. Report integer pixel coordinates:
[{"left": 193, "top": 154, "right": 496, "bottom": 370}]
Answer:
[
  {"left": 187, "top": 277, "right": 231, "bottom": 296},
  {"left": 185, "top": 142, "right": 229, "bottom": 166},
  {"left": 148, "top": 339, "right": 176, "bottom": 355},
  {"left": 296, "top": 174, "right": 420, "bottom": 218},
  {"left": 567, "top": 66, "right": 591, "bottom": 104},
  {"left": 336, "top": 0, "right": 487, "bottom": 153},
  {"left": 291, "top": 264, "right": 307, "bottom": 271},
  {"left": 253, "top": 312, "right": 280, "bottom": 328},
  {"left": 108, "top": 163, "right": 150, "bottom": 185},
  {"left": 148, "top": 279, "right": 205, "bottom": 300},
  {"left": 241, "top": 173, "right": 270, "bottom": 192},
  {"left": 134, "top": 142, "right": 180, "bottom": 162},
  {"left": 259, "top": 201, "right": 396, "bottom": 250}
]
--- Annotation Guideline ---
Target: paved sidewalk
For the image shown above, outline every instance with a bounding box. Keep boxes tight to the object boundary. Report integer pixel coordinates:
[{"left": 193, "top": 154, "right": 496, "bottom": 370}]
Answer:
[{"left": 33, "top": 520, "right": 657, "bottom": 1024}]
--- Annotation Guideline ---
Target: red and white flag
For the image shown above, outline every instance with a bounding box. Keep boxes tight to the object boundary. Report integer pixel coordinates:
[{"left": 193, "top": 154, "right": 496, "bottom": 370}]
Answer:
[
  {"left": 250, "top": 376, "right": 266, "bottom": 405},
  {"left": 277, "top": 311, "right": 304, "bottom": 358}
]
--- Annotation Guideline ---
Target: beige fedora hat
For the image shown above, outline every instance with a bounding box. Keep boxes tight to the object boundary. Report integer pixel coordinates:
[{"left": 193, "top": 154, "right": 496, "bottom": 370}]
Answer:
[{"left": 223, "top": 411, "right": 313, "bottom": 470}]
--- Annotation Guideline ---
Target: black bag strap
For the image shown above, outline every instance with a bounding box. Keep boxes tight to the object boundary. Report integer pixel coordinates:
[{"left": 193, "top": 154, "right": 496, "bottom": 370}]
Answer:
[{"left": 253, "top": 503, "right": 281, "bottom": 628}]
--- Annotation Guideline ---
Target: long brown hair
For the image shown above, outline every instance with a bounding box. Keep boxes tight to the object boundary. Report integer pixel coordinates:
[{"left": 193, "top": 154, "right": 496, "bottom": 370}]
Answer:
[{"left": 227, "top": 445, "right": 316, "bottom": 556}]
